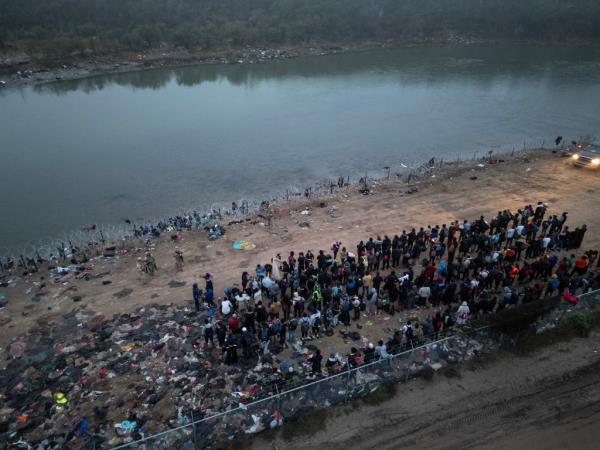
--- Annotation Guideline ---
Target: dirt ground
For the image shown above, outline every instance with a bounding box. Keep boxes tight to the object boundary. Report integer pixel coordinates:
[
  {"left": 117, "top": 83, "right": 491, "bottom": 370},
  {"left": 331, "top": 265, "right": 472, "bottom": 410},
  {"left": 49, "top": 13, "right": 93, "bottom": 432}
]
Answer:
[
  {"left": 248, "top": 331, "right": 600, "bottom": 450},
  {"left": 1, "top": 149, "right": 600, "bottom": 353}
]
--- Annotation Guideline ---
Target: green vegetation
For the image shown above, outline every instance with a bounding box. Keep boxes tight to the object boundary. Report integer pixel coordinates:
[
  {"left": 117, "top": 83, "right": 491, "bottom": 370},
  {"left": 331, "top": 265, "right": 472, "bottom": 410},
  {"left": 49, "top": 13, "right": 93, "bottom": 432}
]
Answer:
[
  {"left": 361, "top": 382, "right": 398, "bottom": 404},
  {"left": 561, "top": 310, "right": 600, "bottom": 338},
  {"left": 1, "top": 0, "right": 599, "bottom": 59},
  {"left": 513, "top": 308, "right": 600, "bottom": 353}
]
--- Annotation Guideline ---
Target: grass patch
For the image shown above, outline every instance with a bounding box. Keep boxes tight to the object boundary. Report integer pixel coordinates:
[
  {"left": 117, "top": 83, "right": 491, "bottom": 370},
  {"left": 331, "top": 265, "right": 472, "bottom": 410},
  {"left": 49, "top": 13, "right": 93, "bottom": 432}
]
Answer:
[
  {"left": 563, "top": 312, "right": 594, "bottom": 337},
  {"left": 361, "top": 383, "right": 398, "bottom": 405},
  {"left": 513, "top": 307, "right": 600, "bottom": 353}
]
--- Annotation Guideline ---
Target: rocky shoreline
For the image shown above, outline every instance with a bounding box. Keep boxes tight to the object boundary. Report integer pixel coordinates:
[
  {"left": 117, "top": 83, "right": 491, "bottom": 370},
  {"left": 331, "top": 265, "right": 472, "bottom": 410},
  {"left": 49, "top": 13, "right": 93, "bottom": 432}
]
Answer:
[
  {"left": 0, "top": 36, "right": 554, "bottom": 89},
  {"left": 0, "top": 42, "right": 387, "bottom": 89}
]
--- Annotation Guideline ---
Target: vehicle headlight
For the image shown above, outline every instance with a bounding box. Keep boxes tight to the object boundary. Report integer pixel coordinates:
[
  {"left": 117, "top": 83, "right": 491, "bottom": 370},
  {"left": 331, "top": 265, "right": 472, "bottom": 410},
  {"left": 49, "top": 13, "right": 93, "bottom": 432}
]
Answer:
[
  {"left": 592, "top": 158, "right": 600, "bottom": 166},
  {"left": 572, "top": 154, "right": 579, "bottom": 160}
]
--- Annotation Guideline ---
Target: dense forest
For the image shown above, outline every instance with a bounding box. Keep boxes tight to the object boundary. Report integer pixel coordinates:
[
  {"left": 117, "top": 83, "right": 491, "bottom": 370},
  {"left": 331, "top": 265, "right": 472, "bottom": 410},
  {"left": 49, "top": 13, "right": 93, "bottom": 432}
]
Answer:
[{"left": 1, "top": 0, "right": 599, "bottom": 57}]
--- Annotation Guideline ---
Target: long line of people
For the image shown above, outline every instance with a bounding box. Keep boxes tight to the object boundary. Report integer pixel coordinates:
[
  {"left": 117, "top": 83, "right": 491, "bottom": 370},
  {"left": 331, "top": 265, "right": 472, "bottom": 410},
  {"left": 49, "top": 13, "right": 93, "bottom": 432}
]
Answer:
[{"left": 193, "top": 202, "right": 598, "bottom": 380}]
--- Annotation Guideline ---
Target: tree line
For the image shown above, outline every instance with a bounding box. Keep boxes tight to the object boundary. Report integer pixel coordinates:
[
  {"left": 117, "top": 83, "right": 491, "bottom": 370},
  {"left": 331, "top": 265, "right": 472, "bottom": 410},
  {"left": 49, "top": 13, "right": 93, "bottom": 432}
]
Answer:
[{"left": 1, "top": 0, "right": 599, "bottom": 58}]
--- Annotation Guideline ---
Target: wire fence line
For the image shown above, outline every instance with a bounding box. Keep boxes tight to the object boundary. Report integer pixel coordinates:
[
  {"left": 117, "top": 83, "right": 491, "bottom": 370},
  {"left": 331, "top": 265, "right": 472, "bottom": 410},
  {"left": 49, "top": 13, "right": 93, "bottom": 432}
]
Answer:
[
  {"left": 110, "top": 287, "right": 600, "bottom": 450},
  {"left": 2, "top": 143, "right": 556, "bottom": 262},
  {"left": 111, "top": 330, "right": 487, "bottom": 449}
]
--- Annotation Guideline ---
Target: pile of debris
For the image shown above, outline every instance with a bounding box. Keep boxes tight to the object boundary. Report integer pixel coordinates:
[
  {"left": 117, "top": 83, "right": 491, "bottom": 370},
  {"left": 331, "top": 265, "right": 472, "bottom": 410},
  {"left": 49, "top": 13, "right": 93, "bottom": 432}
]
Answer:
[{"left": 0, "top": 298, "right": 495, "bottom": 448}]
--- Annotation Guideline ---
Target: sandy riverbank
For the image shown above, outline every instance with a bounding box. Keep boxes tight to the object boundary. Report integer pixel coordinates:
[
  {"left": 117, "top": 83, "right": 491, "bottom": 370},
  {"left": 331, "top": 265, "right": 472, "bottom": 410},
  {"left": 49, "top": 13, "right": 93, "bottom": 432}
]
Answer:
[{"left": 1, "top": 148, "right": 599, "bottom": 351}]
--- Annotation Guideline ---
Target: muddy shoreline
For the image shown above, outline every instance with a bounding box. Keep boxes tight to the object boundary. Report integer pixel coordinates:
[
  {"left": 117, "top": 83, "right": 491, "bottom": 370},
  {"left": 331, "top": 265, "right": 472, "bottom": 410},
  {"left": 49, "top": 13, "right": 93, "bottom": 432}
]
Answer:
[{"left": 0, "top": 147, "right": 508, "bottom": 261}]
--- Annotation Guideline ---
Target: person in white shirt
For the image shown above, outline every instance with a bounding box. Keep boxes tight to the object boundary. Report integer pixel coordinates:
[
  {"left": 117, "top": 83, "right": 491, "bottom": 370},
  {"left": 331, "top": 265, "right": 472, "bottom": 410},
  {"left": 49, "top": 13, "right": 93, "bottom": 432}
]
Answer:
[
  {"left": 235, "top": 293, "right": 250, "bottom": 314},
  {"left": 506, "top": 227, "right": 515, "bottom": 246},
  {"left": 515, "top": 224, "right": 525, "bottom": 236},
  {"left": 417, "top": 286, "right": 431, "bottom": 307},
  {"left": 457, "top": 301, "right": 470, "bottom": 326},
  {"left": 253, "top": 289, "right": 262, "bottom": 305},
  {"left": 221, "top": 298, "right": 232, "bottom": 316},
  {"left": 542, "top": 236, "right": 551, "bottom": 251}
]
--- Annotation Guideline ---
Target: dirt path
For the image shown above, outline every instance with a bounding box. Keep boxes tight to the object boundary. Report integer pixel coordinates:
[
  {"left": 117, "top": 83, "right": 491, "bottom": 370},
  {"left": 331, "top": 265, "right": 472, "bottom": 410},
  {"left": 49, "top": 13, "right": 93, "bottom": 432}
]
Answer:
[
  {"left": 2, "top": 149, "right": 600, "bottom": 350},
  {"left": 249, "top": 333, "right": 600, "bottom": 450}
]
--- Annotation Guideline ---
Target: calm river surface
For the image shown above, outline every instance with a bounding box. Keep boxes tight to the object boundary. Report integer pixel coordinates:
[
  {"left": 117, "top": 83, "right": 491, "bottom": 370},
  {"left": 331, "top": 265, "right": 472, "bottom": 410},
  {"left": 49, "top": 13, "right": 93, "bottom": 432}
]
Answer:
[{"left": 1, "top": 44, "right": 599, "bottom": 256}]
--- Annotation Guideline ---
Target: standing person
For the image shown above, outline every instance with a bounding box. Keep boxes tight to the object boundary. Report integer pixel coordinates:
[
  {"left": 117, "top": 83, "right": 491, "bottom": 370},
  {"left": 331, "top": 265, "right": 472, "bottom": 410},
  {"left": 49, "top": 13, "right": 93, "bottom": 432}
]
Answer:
[
  {"left": 288, "top": 317, "right": 298, "bottom": 344},
  {"left": 341, "top": 295, "right": 351, "bottom": 326},
  {"left": 457, "top": 301, "right": 470, "bottom": 326},
  {"left": 299, "top": 313, "right": 311, "bottom": 341},
  {"left": 362, "top": 271, "right": 372, "bottom": 298},
  {"left": 204, "top": 286, "right": 215, "bottom": 308},
  {"left": 310, "top": 349, "right": 322, "bottom": 375},
  {"left": 174, "top": 248, "right": 184, "bottom": 271},
  {"left": 225, "top": 334, "right": 238, "bottom": 364},
  {"left": 279, "top": 320, "right": 288, "bottom": 348},
  {"left": 293, "top": 292, "right": 305, "bottom": 318},
  {"left": 241, "top": 327, "right": 254, "bottom": 359},
  {"left": 216, "top": 321, "right": 227, "bottom": 348},
  {"left": 352, "top": 296, "right": 361, "bottom": 321},
  {"left": 221, "top": 297, "right": 232, "bottom": 317},
  {"left": 403, "top": 320, "right": 414, "bottom": 348},
  {"left": 203, "top": 319, "right": 214, "bottom": 347},
  {"left": 417, "top": 284, "right": 431, "bottom": 307},
  {"left": 241, "top": 271, "right": 249, "bottom": 291},
  {"left": 331, "top": 241, "right": 341, "bottom": 260},
  {"left": 367, "top": 287, "right": 377, "bottom": 316},
  {"left": 204, "top": 273, "right": 214, "bottom": 292},
  {"left": 192, "top": 283, "right": 202, "bottom": 312},
  {"left": 259, "top": 323, "right": 270, "bottom": 354}
]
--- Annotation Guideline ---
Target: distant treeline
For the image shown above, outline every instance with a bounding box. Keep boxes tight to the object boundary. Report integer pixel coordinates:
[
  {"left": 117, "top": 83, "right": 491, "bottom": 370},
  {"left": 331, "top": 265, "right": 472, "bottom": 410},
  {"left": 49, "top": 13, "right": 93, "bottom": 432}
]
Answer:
[{"left": 1, "top": 0, "right": 599, "bottom": 57}]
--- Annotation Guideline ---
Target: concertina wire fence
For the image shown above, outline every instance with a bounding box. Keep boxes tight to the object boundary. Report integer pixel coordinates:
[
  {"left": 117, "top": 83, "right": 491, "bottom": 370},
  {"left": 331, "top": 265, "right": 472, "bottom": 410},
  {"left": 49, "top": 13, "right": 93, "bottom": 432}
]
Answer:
[{"left": 110, "top": 288, "right": 600, "bottom": 450}]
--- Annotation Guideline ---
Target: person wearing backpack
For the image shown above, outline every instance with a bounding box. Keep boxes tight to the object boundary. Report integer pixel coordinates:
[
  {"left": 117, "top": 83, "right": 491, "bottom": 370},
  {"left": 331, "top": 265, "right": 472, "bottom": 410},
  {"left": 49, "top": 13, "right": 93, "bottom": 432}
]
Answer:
[
  {"left": 299, "top": 313, "right": 311, "bottom": 340},
  {"left": 271, "top": 319, "right": 282, "bottom": 344},
  {"left": 311, "top": 313, "right": 322, "bottom": 338}
]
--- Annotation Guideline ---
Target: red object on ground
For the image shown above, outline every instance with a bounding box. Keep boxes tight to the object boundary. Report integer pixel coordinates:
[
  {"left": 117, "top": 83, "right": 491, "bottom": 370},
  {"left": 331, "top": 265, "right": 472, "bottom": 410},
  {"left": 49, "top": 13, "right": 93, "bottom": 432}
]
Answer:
[{"left": 562, "top": 292, "right": 578, "bottom": 305}]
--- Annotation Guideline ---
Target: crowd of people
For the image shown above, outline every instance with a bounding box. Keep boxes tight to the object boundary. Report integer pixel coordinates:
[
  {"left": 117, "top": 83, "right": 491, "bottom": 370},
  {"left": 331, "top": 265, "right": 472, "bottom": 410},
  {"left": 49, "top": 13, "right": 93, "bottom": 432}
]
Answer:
[
  {"left": 0, "top": 209, "right": 233, "bottom": 273},
  {"left": 193, "top": 202, "right": 599, "bottom": 376}
]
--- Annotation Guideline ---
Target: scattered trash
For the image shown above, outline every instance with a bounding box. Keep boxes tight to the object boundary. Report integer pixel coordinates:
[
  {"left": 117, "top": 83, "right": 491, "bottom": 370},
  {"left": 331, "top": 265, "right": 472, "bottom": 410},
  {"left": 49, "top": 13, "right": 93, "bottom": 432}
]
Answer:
[{"left": 233, "top": 240, "right": 256, "bottom": 250}]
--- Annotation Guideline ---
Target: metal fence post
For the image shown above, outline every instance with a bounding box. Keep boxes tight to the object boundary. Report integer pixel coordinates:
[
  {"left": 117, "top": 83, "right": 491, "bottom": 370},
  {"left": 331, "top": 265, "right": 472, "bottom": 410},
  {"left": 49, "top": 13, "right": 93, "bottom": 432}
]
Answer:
[
  {"left": 275, "top": 382, "right": 281, "bottom": 418},
  {"left": 191, "top": 411, "right": 197, "bottom": 448},
  {"left": 345, "top": 362, "right": 351, "bottom": 403}
]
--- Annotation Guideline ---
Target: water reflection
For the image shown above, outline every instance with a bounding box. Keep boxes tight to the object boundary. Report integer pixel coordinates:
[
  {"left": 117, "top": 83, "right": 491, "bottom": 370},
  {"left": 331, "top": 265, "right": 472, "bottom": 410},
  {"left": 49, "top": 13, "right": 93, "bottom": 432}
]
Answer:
[{"left": 32, "top": 44, "right": 600, "bottom": 95}]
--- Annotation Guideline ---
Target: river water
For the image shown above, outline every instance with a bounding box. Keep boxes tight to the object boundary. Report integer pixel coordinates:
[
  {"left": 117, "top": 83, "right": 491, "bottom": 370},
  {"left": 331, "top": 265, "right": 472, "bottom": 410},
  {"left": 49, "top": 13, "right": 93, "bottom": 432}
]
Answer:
[{"left": 1, "top": 44, "right": 599, "bottom": 256}]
